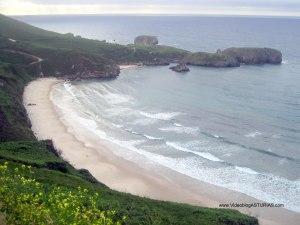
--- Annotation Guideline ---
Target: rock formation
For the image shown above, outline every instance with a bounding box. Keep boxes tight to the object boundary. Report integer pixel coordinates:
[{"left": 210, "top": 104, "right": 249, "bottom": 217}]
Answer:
[
  {"left": 184, "top": 52, "right": 240, "bottom": 67},
  {"left": 134, "top": 35, "right": 159, "bottom": 46},
  {"left": 183, "top": 48, "right": 282, "bottom": 68},
  {"left": 221, "top": 47, "right": 282, "bottom": 64},
  {"left": 169, "top": 63, "right": 190, "bottom": 72}
]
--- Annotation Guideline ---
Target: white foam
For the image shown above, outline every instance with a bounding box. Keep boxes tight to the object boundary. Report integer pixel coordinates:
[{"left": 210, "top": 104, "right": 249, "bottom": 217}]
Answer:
[
  {"left": 8, "top": 38, "right": 16, "bottom": 42},
  {"left": 159, "top": 126, "right": 199, "bottom": 136},
  {"left": 166, "top": 142, "right": 222, "bottom": 162},
  {"left": 111, "top": 123, "right": 123, "bottom": 128},
  {"left": 140, "top": 111, "right": 181, "bottom": 120},
  {"left": 144, "top": 135, "right": 163, "bottom": 140},
  {"left": 92, "top": 85, "right": 133, "bottom": 105},
  {"left": 245, "top": 131, "right": 262, "bottom": 138},
  {"left": 103, "top": 93, "right": 133, "bottom": 104},
  {"left": 125, "top": 128, "right": 139, "bottom": 135},
  {"left": 235, "top": 166, "right": 259, "bottom": 175},
  {"left": 130, "top": 118, "right": 158, "bottom": 125},
  {"left": 174, "top": 123, "right": 182, "bottom": 127},
  {"left": 63, "top": 82, "right": 76, "bottom": 98}
]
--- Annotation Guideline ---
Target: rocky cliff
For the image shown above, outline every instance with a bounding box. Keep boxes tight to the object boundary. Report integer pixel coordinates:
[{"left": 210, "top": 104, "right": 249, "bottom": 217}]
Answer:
[
  {"left": 221, "top": 47, "right": 282, "bottom": 64},
  {"left": 184, "top": 52, "right": 240, "bottom": 67},
  {"left": 183, "top": 48, "right": 282, "bottom": 68}
]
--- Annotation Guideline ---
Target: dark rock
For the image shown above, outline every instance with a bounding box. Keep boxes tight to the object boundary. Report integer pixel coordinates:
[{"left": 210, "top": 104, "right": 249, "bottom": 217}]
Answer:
[
  {"left": 134, "top": 35, "right": 158, "bottom": 46},
  {"left": 184, "top": 52, "right": 240, "bottom": 67},
  {"left": 78, "top": 169, "right": 102, "bottom": 184},
  {"left": 221, "top": 47, "right": 282, "bottom": 64},
  {"left": 169, "top": 63, "right": 190, "bottom": 72},
  {"left": 45, "top": 162, "right": 68, "bottom": 173},
  {"left": 44, "top": 139, "right": 61, "bottom": 157}
]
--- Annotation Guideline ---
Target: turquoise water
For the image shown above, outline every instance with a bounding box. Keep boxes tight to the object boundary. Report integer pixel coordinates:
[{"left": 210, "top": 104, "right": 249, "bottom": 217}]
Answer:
[{"left": 19, "top": 15, "right": 300, "bottom": 212}]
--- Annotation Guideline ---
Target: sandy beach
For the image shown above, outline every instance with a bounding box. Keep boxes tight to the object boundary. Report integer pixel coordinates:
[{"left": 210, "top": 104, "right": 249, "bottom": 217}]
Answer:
[
  {"left": 119, "top": 64, "right": 141, "bottom": 70},
  {"left": 23, "top": 78, "right": 300, "bottom": 225}
]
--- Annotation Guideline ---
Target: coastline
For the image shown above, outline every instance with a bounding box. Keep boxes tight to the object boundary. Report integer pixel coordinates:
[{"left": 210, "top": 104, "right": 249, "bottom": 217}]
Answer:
[
  {"left": 119, "top": 64, "right": 141, "bottom": 70},
  {"left": 23, "top": 77, "right": 300, "bottom": 225}
]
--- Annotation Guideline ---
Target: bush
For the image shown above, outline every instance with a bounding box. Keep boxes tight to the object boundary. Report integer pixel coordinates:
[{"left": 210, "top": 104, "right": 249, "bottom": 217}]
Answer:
[{"left": 0, "top": 162, "right": 125, "bottom": 225}]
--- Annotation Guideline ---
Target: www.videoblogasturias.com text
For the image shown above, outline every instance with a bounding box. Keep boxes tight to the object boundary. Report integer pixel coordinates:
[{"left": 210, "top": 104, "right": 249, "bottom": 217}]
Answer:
[{"left": 219, "top": 202, "right": 284, "bottom": 208}]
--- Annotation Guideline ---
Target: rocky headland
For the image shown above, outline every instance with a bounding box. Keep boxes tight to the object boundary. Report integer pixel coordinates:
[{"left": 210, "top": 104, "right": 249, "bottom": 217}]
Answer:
[
  {"left": 183, "top": 52, "right": 240, "bottom": 68},
  {"left": 132, "top": 36, "right": 282, "bottom": 70},
  {"left": 221, "top": 47, "right": 282, "bottom": 65},
  {"left": 182, "top": 48, "right": 282, "bottom": 68}
]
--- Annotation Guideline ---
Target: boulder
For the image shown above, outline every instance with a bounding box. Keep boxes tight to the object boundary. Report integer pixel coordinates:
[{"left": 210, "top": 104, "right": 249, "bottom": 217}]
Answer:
[
  {"left": 221, "top": 47, "right": 282, "bottom": 64},
  {"left": 169, "top": 63, "right": 190, "bottom": 72},
  {"left": 134, "top": 35, "right": 158, "bottom": 46},
  {"left": 184, "top": 52, "right": 240, "bottom": 67}
]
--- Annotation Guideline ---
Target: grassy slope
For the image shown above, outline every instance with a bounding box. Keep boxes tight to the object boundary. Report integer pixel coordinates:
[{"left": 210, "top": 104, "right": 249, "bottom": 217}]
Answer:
[
  {"left": 0, "top": 14, "right": 258, "bottom": 225},
  {"left": 0, "top": 14, "right": 188, "bottom": 65}
]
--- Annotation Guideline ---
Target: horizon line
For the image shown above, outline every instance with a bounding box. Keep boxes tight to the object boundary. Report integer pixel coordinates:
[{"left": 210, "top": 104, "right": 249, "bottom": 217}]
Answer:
[{"left": 7, "top": 13, "right": 300, "bottom": 19}]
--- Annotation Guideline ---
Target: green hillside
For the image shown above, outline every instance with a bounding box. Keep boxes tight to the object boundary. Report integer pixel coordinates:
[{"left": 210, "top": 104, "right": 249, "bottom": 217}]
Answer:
[{"left": 0, "top": 14, "right": 258, "bottom": 225}]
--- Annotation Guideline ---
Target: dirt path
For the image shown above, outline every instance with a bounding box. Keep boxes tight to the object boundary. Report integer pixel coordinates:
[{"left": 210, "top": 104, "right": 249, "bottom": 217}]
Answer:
[{"left": 2, "top": 49, "right": 44, "bottom": 76}]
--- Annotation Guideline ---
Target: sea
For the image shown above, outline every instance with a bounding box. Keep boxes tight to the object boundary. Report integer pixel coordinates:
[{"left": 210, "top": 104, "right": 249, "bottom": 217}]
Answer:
[{"left": 17, "top": 15, "right": 300, "bottom": 212}]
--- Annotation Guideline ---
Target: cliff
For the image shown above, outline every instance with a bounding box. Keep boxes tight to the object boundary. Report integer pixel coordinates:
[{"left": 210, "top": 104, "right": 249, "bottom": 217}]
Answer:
[
  {"left": 183, "top": 48, "right": 282, "bottom": 68},
  {"left": 221, "top": 47, "right": 282, "bottom": 64},
  {"left": 184, "top": 52, "right": 240, "bottom": 67}
]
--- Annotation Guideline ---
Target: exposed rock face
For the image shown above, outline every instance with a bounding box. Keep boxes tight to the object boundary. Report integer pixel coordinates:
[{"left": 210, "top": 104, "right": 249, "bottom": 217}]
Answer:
[
  {"left": 184, "top": 52, "right": 240, "bottom": 67},
  {"left": 67, "top": 64, "right": 120, "bottom": 80},
  {"left": 38, "top": 51, "right": 120, "bottom": 79},
  {"left": 221, "top": 47, "right": 282, "bottom": 64},
  {"left": 134, "top": 35, "right": 158, "bottom": 46},
  {"left": 169, "top": 63, "right": 190, "bottom": 72}
]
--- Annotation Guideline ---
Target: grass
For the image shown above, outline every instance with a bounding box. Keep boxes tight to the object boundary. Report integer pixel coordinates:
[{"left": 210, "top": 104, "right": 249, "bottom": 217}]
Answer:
[
  {"left": 0, "top": 140, "right": 259, "bottom": 225},
  {"left": 0, "top": 158, "right": 258, "bottom": 225},
  {"left": 0, "top": 141, "right": 63, "bottom": 166}
]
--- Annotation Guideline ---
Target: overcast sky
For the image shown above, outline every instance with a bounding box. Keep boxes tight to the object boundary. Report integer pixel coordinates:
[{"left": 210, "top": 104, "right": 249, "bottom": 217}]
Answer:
[{"left": 1, "top": 0, "right": 300, "bottom": 16}]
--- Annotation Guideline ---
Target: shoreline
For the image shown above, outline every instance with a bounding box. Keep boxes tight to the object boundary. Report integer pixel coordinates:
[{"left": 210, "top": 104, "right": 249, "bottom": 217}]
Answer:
[
  {"left": 23, "top": 77, "right": 300, "bottom": 225},
  {"left": 119, "top": 64, "right": 142, "bottom": 70}
]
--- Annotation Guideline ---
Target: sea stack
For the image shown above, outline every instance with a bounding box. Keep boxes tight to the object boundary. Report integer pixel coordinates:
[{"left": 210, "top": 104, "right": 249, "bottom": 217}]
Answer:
[{"left": 134, "top": 35, "right": 159, "bottom": 46}]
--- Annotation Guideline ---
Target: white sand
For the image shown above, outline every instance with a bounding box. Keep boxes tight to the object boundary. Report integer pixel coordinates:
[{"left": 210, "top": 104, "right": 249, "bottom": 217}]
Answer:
[{"left": 24, "top": 78, "right": 300, "bottom": 225}]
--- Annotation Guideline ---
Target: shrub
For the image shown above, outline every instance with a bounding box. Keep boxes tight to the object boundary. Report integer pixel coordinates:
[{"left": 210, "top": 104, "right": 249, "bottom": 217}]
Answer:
[{"left": 0, "top": 162, "right": 125, "bottom": 225}]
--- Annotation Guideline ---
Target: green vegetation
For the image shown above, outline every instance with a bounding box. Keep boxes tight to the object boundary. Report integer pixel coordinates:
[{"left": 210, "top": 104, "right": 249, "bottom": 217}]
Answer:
[
  {"left": 0, "top": 162, "right": 124, "bottom": 225},
  {"left": 0, "top": 14, "right": 258, "bottom": 225}
]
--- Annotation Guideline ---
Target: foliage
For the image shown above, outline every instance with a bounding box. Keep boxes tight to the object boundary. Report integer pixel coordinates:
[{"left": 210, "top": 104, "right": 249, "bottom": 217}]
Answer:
[{"left": 0, "top": 162, "right": 124, "bottom": 225}]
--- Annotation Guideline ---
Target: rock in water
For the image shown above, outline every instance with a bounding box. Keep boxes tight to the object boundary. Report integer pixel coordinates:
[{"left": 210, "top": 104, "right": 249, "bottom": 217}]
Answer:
[
  {"left": 169, "top": 63, "right": 190, "bottom": 72},
  {"left": 221, "top": 47, "right": 282, "bottom": 64},
  {"left": 134, "top": 35, "right": 159, "bottom": 46}
]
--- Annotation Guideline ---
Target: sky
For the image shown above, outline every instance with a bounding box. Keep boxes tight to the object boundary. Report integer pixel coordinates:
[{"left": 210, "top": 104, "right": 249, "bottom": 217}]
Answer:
[{"left": 1, "top": 0, "right": 300, "bottom": 16}]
